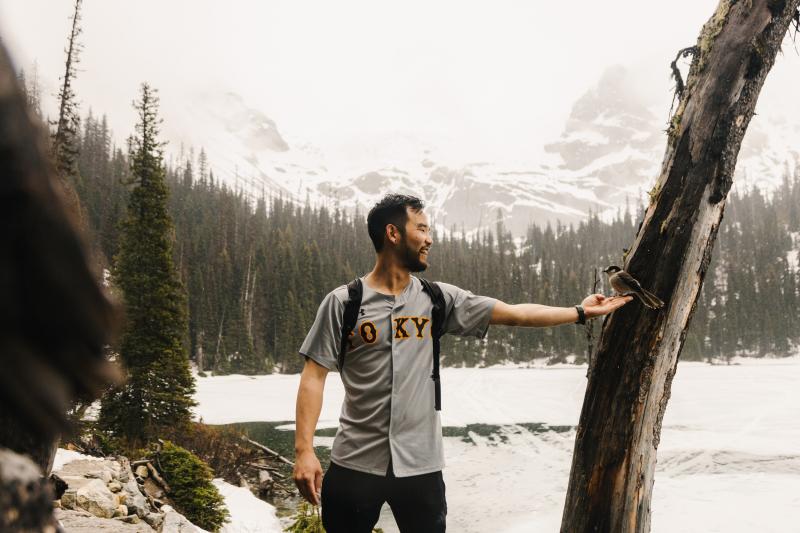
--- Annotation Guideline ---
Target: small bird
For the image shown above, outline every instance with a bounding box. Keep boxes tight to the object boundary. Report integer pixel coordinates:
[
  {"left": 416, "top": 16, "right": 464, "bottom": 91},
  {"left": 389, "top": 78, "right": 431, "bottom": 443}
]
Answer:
[{"left": 603, "top": 265, "right": 664, "bottom": 309}]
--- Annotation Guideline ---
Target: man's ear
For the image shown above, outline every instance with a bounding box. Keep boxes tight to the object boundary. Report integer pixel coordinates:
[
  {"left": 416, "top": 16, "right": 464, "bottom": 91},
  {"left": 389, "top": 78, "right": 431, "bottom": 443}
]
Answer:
[{"left": 386, "top": 223, "right": 401, "bottom": 246}]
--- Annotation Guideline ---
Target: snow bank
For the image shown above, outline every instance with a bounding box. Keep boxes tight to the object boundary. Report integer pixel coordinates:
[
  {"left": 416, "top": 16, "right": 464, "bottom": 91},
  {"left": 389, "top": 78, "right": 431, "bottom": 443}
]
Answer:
[
  {"left": 52, "top": 448, "right": 104, "bottom": 471},
  {"left": 213, "top": 479, "right": 283, "bottom": 533}
]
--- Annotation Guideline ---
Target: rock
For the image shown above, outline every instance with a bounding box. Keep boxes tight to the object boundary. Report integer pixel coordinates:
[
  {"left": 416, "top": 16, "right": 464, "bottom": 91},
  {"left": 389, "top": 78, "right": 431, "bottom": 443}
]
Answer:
[
  {"left": 160, "top": 505, "right": 204, "bottom": 532},
  {"left": 123, "top": 478, "right": 150, "bottom": 518},
  {"left": 118, "top": 457, "right": 133, "bottom": 482},
  {"left": 75, "top": 478, "right": 117, "bottom": 518},
  {"left": 143, "top": 511, "right": 164, "bottom": 529},
  {"left": 85, "top": 468, "right": 112, "bottom": 483},
  {"left": 61, "top": 488, "right": 78, "bottom": 510},
  {"left": 114, "top": 513, "right": 140, "bottom": 524},
  {"left": 257, "top": 469, "right": 274, "bottom": 497},
  {"left": 113, "top": 504, "right": 129, "bottom": 517},
  {"left": 58, "top": 459, "right": 117, "bottom": 492},
  {"left": 108, "top": 480, "right": 123, "bottom": 492},
  {"left": 55, "top": 508, "right": 154, "bottom": 532},
  {"left": 135, "top": 465, "right": 149, "bottom": 478}
]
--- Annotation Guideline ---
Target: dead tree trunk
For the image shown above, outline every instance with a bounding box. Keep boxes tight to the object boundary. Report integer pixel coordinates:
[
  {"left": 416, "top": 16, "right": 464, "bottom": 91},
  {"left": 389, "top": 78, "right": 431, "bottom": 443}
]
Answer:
[{"left": 561, "top": 2, "right": 800, "bottom": 532}]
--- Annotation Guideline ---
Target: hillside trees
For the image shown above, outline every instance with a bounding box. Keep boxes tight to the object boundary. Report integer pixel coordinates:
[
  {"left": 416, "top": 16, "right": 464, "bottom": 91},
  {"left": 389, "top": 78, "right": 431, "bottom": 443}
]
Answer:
[{"left": 73, "top": 125, "right": 800, "bottom": 373}]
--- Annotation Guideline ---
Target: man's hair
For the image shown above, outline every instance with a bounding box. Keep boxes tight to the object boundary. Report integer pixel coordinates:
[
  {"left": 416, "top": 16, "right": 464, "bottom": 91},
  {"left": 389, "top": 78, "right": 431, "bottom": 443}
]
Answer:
[{"left": 367, "top": 194, "right": 425, "bottom": 252}]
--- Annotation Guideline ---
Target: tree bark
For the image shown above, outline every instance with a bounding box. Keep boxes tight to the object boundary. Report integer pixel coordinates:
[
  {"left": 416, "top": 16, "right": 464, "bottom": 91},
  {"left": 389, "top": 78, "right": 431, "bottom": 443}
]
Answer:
[{"left": 560, "top": 2, "right": 800, "bottom": 532}]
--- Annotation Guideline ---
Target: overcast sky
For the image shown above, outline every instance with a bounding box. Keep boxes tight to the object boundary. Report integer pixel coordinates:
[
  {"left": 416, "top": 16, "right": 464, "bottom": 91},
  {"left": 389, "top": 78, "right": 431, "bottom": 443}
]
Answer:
[{"left": 2, "top": 0, "right": 799, "bottom": 166}]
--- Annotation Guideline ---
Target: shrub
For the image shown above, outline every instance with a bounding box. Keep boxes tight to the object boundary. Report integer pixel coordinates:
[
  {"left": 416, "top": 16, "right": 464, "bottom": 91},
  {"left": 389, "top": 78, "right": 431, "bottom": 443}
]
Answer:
[
  {"left": 155, "top": 440, "right": 229, "bottom": 531},
  {"left": 171, "top": 422, "right": 261, "bottom": 482},
  {"left": 284, "top": 503, "right": 383, "bottom": 533}
]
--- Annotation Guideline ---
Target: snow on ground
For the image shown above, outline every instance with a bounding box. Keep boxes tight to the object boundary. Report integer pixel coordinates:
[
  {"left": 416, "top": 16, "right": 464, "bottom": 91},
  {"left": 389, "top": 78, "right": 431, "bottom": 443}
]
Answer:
[
  {"left": 195, "top": 357, "right": 800, "bottom": 532},
  {"left": 52, "top": 448, "right": 104, "bottom": 471},
  {"left": 212, "top": 479, "right": 283, "bottom": 533}
]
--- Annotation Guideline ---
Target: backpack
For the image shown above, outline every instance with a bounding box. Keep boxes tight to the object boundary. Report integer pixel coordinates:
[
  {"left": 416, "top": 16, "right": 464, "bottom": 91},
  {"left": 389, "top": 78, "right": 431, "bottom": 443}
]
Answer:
[{"left": 338, "top": 277, "right": 446, "bottom": 411}]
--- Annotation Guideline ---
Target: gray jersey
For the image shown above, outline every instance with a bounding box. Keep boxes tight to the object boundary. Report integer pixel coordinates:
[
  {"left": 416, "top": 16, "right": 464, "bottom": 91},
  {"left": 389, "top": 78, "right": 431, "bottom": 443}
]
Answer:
[{"left": 299, "top": 275, "right": 497, "bottom": 477}]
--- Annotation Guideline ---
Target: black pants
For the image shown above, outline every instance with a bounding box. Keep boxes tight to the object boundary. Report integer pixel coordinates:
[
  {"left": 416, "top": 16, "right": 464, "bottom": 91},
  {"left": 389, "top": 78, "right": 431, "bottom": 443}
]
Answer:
[{"left": 321, "top": 461, "right": 447, "bottom": 533}]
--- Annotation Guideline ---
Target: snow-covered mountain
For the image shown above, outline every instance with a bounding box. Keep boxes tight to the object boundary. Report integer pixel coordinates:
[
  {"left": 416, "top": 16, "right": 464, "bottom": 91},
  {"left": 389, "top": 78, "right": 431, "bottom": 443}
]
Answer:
[{"left": 161, "top": 66, "right": 800, "bottom": 236}]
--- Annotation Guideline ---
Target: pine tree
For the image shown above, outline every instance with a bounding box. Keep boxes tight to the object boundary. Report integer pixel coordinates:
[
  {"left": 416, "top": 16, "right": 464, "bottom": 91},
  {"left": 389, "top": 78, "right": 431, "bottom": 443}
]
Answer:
[
  {"left": 99, "top": 84, "right": 195, "bottom": 444},
  {"left": 52, "top": 0, "right": 84, "bottom": 189}
]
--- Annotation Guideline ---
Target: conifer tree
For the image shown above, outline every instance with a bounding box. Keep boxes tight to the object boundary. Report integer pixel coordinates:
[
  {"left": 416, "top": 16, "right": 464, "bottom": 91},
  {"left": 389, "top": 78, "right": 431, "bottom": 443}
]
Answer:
[
  {"left": 52, "top": 0, "right": 85, "bottom": 225},
  {"left": 99, "top": 84, "right": 195, "bottom": 444}
]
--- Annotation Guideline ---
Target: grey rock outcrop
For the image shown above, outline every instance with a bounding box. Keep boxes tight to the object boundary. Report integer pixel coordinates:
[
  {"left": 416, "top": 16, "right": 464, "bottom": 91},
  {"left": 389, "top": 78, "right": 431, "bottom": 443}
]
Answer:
[
  {"left": 73, "top": 478, "right": 118, "bottom": 518},
  {"left": 55, "top": 508, "right": 153, "bottom": 532},
  {"left": 53, "top": 452, "right": 205, "bottom": 532},
  {"left": 161, "top": 505, "right": 208, "bottom": 532}
]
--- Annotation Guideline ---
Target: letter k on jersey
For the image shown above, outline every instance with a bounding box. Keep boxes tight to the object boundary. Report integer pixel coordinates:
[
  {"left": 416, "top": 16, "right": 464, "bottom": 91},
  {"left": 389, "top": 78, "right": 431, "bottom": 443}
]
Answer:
[{"left": 393, "top": 316, "right": 430, "bottom": 340}]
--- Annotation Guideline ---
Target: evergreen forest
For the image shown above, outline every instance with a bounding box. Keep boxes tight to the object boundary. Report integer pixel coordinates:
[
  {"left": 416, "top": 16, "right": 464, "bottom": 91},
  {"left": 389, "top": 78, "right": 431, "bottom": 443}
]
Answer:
[{"left": 65, "top": 111, "right": 800, "bottom": 372}]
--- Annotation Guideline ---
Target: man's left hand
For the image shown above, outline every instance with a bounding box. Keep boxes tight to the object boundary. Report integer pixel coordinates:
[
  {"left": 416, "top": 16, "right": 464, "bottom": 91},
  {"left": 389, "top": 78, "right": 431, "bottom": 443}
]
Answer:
[{"left": 581, "top": 293, "right": 633, "bottom": 319}]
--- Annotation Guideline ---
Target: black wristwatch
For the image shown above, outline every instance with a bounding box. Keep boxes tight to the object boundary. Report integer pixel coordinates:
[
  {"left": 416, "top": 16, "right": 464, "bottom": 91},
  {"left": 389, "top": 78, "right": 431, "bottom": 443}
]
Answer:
[{"left": 574, "top": 305, "right": 586, "bottom": 325}]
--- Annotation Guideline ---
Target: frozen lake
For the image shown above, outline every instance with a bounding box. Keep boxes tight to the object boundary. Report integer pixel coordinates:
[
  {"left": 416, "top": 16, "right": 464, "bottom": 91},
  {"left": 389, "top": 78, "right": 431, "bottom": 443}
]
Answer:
[{"left": 195, "top": 357, "right": 800, "bottom": 532}]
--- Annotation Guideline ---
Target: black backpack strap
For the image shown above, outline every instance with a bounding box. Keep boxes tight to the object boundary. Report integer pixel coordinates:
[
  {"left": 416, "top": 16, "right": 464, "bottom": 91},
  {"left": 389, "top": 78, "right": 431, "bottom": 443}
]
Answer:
[
  {"left": 419, "top": 278, "right": 446, "bottom": 411},
  {"left": 338, "top": 278, "right": 363, "bottom": 372}
]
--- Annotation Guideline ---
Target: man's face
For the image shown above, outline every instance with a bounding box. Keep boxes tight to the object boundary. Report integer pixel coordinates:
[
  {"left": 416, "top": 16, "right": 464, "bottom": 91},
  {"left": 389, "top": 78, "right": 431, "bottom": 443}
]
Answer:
[{"left": 397, "top": 207, "right": 432, "bottom": 272}]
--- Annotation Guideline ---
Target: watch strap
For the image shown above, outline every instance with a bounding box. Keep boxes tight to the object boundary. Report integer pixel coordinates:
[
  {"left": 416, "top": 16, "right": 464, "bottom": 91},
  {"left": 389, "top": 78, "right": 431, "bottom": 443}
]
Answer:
[{"left": 575, "top": 305, "right": 586, "bottom": 325}]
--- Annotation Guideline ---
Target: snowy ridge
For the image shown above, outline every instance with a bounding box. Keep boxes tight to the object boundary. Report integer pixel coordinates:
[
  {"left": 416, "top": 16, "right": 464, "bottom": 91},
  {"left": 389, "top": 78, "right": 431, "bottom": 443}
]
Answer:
[{"left": 160, "top": 66, "right": 800, "bottom": 237}]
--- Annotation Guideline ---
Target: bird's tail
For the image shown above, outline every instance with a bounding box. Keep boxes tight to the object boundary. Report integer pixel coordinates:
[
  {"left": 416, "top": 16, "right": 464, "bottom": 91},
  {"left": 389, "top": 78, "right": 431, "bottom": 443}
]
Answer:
[{"left": 638, "top": 288, "right": 664, "bottom": 309}]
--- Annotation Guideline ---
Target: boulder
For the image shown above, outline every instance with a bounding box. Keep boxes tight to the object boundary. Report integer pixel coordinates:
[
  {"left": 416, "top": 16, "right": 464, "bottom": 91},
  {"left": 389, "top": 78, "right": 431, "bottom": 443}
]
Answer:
[
  {"left": 113, "top": 504, "right": 129, "bottom": 517},
  {"left": 114, "top": 513, "right": 141, "bottom": 524},
  {"left": 118, "top": 457, "right": 133, "bottom": 482},
  {"left": 61, "top": 488, "right": 78, "bottom": 510},
  {"left": 257, "top": 469, "right": 274, "bottom": 497},
  {"left": 55, "top": 508, "right": 154, "bottom": 532},
  {"left": 75, "top": 478, "right": 117, "bottom": 518},
  {"left": 108, "top": 480, "right": 123, "bottom": 493},
  {"left": 161, "top": 505, "right": 206, "bottom": 532},
  {"left": 143, "top": 511, "right": 164, "bottom": 530},
  {"left": 135, "top": 465, "right": 149, "bottom": 478},
  {"left": 123, "top": 478, "right": 150, "bottom": 518}
]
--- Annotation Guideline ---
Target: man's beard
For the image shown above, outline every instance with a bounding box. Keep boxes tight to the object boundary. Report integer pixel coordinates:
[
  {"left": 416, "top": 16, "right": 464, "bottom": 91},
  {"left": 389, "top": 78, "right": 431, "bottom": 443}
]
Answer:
[{"left": 400, "top": 239, "right": 428, "bottom": 272}]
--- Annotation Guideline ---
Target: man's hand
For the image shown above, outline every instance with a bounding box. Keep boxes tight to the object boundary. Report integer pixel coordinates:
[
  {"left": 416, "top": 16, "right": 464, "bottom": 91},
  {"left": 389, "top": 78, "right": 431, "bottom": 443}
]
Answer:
[
  {"left": 293, "top": 449, "right": 323, "bottom": 505},
  {"left": 294, "top": 358, "right": 327, "bottom": 505},
  {"left": 581, "top": 293, "right": 633, "bottom": 319}
]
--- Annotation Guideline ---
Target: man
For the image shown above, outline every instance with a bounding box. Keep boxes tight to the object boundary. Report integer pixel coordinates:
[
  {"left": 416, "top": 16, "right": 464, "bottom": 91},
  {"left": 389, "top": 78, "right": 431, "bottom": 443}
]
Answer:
[{"left": 293, "top": 194, "right": 631, "bottom": 532}]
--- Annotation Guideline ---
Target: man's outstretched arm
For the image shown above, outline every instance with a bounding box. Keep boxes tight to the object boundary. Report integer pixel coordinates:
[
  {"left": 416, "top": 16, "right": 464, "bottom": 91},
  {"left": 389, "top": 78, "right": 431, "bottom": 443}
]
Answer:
[
  {"left": 490, "top": 294, "right": 633, "bottom": 327},
  {"left": 293, "top": 358, "right": 329, "bottom": 505}
]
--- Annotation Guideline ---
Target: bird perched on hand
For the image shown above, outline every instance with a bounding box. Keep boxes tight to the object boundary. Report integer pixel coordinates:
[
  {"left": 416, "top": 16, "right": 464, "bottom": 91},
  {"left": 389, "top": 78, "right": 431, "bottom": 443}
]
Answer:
[{"left": 603, "top": 266, "right": 664, "bottom": 309}]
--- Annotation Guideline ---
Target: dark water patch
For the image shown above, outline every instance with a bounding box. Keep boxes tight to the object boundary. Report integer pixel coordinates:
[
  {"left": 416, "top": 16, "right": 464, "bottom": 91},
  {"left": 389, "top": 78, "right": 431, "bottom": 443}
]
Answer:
[
  {"left": 224, "top": 421, "right": 574, "bottom": 453},
  {"left": 442, "top": 422, "right": 574, "bottom": 445},
  {"left": 218, "top": 421, "right": 336, "bottom": 519},
  {"left": 222, "top": 421, "right": 334, "bottom": 469}
]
